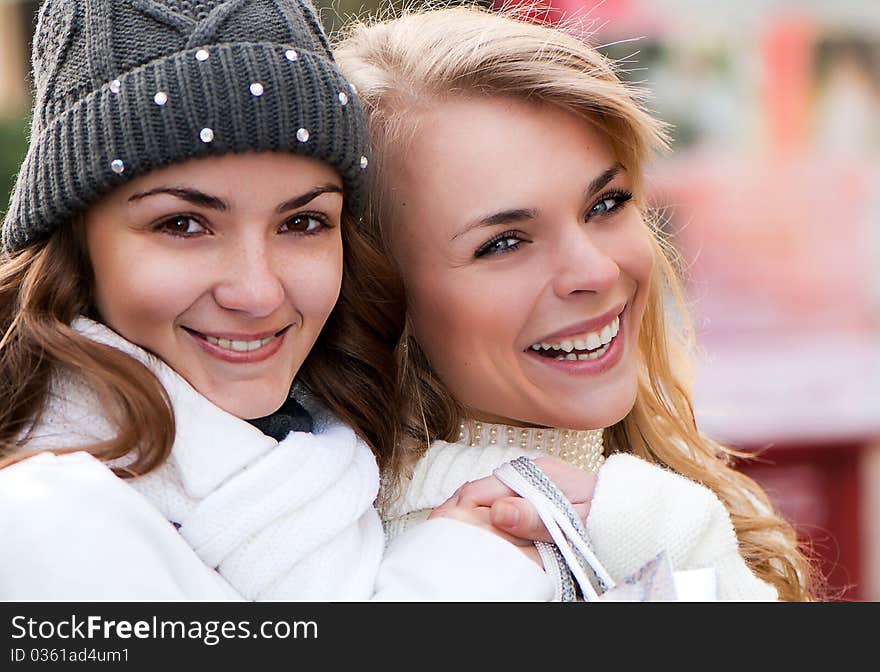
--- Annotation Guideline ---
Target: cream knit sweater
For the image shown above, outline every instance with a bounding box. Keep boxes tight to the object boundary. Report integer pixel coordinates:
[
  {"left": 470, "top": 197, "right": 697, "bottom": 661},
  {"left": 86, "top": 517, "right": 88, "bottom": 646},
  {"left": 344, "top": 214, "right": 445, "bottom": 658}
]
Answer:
[{"left": 383, "top": 432, "right": 778, "bottom": 601}]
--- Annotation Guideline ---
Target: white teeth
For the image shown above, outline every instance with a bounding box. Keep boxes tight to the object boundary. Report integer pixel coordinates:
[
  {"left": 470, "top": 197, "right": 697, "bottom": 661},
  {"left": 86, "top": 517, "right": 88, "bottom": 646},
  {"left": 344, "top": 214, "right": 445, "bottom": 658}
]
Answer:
[
  {"left": 205, "top": 334, "right": 275, "bottom": 351},
  {"left": 531, "top": 315, "right": 620, "bottom": 354},
  {"left": 574, "top": 342, "right": 611, "bottom": 361},
  {"left": 565, "top": 353, "right": 577, "bottom": 360}
]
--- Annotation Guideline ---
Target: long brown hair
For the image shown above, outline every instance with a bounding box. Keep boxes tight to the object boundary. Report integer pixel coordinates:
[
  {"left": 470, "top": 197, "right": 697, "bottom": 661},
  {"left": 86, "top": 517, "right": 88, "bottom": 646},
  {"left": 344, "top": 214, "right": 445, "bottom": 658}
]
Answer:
[
  {"left": 334, "top": 3, "right": 822, "bottom": 600},
  {"left": 0, "top": 202, "right": 401, "bottom": 474}
]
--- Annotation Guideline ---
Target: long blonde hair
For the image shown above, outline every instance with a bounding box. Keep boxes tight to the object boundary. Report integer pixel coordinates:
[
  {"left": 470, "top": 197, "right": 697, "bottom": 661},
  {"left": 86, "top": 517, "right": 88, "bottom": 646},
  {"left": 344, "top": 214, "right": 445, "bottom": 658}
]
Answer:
[{"left": 334, "top": 3, "right": 822, "bottom": 601}]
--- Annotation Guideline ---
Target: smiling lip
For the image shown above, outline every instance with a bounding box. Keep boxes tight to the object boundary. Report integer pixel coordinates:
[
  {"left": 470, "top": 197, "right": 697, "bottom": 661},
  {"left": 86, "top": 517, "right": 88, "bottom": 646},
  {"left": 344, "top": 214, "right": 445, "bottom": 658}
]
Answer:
[
  {"left": 184, "top": 326, "right": 289, "bottom": 364},
  {"left": 525, "top": 308, "right": 626, "bottom": 376},
  {"left": 528, "top": 303, "right": 626, "bottom": 346}
]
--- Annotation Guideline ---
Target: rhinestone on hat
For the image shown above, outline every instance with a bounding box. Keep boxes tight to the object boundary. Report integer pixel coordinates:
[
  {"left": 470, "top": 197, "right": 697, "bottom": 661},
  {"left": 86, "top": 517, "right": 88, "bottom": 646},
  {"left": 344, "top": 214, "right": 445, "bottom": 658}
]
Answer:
[
  {"left": 285, "top": 49, "right": 299, "bottom": 61},
  {"left": 249, "top": 82, "right": 264, "bottom": 97},
  {"left": 195, "top": 49, "right": 210, "bottom": 62},
  {"left": 457, "top": 420, "right": 605, "bottom": 473},
  {"left": 153, "top": 91, "right": 168, "bottom": 106},
  {"left": 110, "top": 159, "right": 125, "bottom": 174},
  {"left": 296, "top": 128, "right": 310, "bottom": 143},
  {"left": 349, "top": 82, "right": 358, "bottom": 94},
  {"left": 338, "top": 91, "right": 349, "bottom": 106},
  {"left": 199, "top": 127, "right": 214, "bottom": 143},
  {"left": 360, "top": 156, "right": 368, "bottom": 170},
  {"left": 109, "top": 79, "right": 121, "bottom": 94}
]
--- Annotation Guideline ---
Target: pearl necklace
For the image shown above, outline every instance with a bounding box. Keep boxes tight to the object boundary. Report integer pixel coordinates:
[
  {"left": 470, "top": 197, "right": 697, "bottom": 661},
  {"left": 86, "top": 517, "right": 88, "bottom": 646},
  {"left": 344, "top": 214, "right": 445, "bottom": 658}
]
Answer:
[{"left": 457, "top": 420, "right": 605, "bottom": 473}]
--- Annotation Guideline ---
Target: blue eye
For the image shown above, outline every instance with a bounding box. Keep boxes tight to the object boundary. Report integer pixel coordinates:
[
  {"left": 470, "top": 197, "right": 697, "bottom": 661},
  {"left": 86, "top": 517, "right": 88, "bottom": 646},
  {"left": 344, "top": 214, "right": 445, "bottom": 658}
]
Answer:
[
  {"left": 157, "top": 216, "right": 207, "bottom": 236},
  {"left": 588, "top": 190, "right": 633, "bottom": 218},
  {"left": 475, "top": 231, "right": 525, "bottom": 258}
]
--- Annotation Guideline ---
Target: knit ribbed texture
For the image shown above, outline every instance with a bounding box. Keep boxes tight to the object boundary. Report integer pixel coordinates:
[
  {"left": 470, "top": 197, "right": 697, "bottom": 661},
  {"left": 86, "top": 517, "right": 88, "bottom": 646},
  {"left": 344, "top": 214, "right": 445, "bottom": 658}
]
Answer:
[
  {"left": 2, "top": 0, "right": 369, "bottom": 252},
  {"left": 383, "top": 440, "right": 779, "bottom": 601}
]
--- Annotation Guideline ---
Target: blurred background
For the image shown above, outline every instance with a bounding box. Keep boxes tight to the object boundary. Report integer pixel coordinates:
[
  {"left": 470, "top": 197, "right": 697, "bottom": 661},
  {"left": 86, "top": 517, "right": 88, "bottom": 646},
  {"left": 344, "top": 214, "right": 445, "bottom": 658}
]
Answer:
[{"left": 1, "top": 0, "right": 878, "bottom": 599}]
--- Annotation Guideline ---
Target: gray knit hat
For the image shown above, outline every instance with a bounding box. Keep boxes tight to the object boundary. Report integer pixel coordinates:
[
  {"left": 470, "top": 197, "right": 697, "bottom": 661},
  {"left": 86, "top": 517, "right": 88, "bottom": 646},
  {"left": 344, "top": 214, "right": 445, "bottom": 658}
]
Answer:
[{"left": 2, "top": 0, "right": 369, "bottom": 252}]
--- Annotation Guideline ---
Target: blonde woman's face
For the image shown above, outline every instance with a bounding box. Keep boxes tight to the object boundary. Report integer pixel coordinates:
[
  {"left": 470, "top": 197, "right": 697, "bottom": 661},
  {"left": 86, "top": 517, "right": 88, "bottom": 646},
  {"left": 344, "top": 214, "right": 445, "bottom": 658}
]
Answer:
[
  {"left": 84, "top": 152, "right": 344, "bottom": 419},
  {"left": 390, "top": 97, "right": 655, "bottom": 429}
]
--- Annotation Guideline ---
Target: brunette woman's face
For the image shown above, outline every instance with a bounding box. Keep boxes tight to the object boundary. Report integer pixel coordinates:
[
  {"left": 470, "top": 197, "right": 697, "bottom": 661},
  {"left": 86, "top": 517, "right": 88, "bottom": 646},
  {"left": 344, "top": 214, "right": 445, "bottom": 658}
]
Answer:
[
  {"left": 84, "top": 151, "right": 344, "bottom": 419},
  {"left": 390, "top": 97, "right": 655, "bottom": 429}
]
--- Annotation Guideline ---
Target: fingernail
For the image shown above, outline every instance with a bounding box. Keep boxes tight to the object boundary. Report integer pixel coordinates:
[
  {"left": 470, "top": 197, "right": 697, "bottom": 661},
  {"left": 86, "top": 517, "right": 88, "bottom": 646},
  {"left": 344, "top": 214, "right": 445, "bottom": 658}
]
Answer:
[{"left": 494, "top": 501, "right": 520, "bottom": 527}]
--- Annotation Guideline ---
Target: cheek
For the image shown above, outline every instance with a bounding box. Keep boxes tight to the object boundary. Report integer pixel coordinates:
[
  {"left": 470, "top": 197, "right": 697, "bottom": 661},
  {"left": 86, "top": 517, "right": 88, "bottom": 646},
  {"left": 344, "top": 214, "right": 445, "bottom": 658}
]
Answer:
[
  {"left": 615, "top": 220, "right": 655, "bottom": 299},
  {"left": 408, "top": 278, "right": 477, "bottom": 377},
  {"left": 617, "top": 224, "right": 656, "bottom": 337},
  {"left": 286, "top": 244, "right": 343, "bottom": 324},
  {"left": 90, "top": 244, "right": 200, "bottom": 335},
  {"left": 407, "top": 271, "right": 528, "bottom": 389}
]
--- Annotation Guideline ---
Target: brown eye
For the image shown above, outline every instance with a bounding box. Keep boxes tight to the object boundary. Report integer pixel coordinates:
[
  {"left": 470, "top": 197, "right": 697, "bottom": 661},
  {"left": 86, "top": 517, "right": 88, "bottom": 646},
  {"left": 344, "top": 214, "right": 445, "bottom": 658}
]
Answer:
[
  {"left": 157, "top": 216, "right": 207, "bottom": 236},
  {"left": 280, "top": 214, "right": 327, "bottom": 234}
]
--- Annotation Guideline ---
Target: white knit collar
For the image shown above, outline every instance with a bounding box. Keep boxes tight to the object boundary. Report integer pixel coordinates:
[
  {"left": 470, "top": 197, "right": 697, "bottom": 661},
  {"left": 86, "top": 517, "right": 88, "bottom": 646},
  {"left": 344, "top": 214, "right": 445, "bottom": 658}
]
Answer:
[
  {"left": 70, "top": 317, "right": 280, "bottom": 498},
  {"left": 383, "top": 421, "right": 605, "bottom": 520}
]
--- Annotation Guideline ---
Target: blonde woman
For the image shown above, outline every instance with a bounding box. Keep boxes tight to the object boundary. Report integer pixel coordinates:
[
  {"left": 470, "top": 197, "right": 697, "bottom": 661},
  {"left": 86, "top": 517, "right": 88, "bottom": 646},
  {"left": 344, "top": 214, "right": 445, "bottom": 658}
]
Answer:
[
  {"left": 336, "top": 4, "right": 820, "bottom": 601},
  {"left": 0, "top": 0, "right": 570, "bottom": 601}
]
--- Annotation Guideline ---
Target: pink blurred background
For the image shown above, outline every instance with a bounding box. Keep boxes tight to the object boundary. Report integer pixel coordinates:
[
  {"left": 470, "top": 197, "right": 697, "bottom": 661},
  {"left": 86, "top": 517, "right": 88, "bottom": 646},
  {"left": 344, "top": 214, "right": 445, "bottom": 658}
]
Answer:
[
  {"left": 495, "top": 0, "right": 880, "bottom": 600},
  {"left": 2, "top": 0, "right": 879, "bottom": 599}
]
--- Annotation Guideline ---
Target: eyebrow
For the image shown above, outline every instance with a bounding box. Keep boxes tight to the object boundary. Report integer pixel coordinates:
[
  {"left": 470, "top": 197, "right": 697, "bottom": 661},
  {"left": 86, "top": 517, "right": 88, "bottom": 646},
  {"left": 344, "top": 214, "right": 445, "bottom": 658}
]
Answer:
[
  {"left": 128, "top": 187, "right": 228, "bottom": 210},
  {"left": 276, "top": 184, "right": 343, "bottom": 213},
  {"left": 127, "top": 183, "right": 343, "bottom": 213},
  {"left": 450, "top": 162, "right": 625, "bottom": 242},
  {"left": 450, "top": 208, "right": 538, "bottom": 241},
  {"left": 587, "top": 162, "right": 624, "bottom": 198}
]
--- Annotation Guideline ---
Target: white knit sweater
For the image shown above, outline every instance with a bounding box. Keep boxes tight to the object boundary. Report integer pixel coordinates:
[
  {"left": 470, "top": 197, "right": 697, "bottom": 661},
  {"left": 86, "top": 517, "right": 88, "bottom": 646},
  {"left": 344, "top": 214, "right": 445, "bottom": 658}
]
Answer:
[
  {"left": 0, "top": 319, "right": 551, "bottom": 601},
  {"left": 383, "top": 434, "right": 779, "bottom": 601}
]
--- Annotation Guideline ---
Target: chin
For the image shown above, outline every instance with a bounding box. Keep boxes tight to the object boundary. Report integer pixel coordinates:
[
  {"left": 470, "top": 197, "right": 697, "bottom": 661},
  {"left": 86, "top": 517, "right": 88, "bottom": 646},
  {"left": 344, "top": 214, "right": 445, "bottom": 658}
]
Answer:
[
  {"left": 210, "top": 389, "right": 291, "bottom": 420},
  {"left": 545, "top": 384, "right": 639, "bottom": 430}
]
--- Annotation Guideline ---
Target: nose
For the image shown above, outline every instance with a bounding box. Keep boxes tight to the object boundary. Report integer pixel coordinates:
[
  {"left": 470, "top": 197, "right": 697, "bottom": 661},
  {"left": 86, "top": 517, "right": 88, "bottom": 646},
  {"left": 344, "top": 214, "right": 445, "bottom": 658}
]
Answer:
[
  {"left": 551, "top": 226, "right": 620, "bottom": 298},
  {"left": 213, "top": 238, "right": 285, "bottom": 318}
]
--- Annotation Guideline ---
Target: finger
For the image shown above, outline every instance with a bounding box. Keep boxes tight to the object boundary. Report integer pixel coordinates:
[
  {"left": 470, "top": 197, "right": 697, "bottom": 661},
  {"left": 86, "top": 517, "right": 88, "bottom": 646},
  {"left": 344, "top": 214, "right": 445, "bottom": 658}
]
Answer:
[
  {"left": 433, "top": 483, "right": 467, "bottom": 512},
  {"left": 454, "top": 475, "right": 517, "bottom": 508},
  {"left": 532, "top": 456, "right": 597, "bottom": 504},
  {"left": 428, "top": 504, "right": 533, "bottom": 548},
  {"left": 490, "top": 497, "right": 593, "bottom": 543},
  {"left": 428, "top": 501, "right": 489, "bottom": 524},
  {"left": 572, "top": 502, "right": 590, "bottom": 522},
  {"left": 489, "top": 497, "right": 554, "bottom": 543}
]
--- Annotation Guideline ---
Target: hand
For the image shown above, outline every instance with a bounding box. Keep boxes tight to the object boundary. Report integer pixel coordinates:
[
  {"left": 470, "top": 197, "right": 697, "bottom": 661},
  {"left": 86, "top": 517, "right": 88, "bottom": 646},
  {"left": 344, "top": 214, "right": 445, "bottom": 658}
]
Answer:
[{"left": 427, "top": 456, "right": 598, "bottom": 564}]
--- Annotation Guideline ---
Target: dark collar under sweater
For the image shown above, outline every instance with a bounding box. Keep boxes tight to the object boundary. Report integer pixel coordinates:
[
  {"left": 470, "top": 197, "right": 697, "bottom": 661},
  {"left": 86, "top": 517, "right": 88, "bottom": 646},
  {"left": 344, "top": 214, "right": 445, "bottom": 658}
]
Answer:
[{"left": 246, "top": 395, "right": 313, "bottom": 441}]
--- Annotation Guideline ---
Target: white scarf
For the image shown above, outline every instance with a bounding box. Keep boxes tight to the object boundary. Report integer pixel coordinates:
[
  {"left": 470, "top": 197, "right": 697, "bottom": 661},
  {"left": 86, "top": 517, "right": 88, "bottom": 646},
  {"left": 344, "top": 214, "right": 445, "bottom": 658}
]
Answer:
[{"left": 23, "top": 317, "right": 384, "bottom": 601}]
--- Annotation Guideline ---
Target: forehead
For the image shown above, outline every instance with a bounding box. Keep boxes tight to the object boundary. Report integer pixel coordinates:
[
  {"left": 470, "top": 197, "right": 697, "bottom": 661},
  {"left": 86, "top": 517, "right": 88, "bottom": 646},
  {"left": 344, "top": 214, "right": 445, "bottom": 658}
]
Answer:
[
  {"left": 106, "top": 152, "right": 343, "bottom": 205},
  {"left": 389, "top": 96, "right": 617, "bottom": 240}
]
